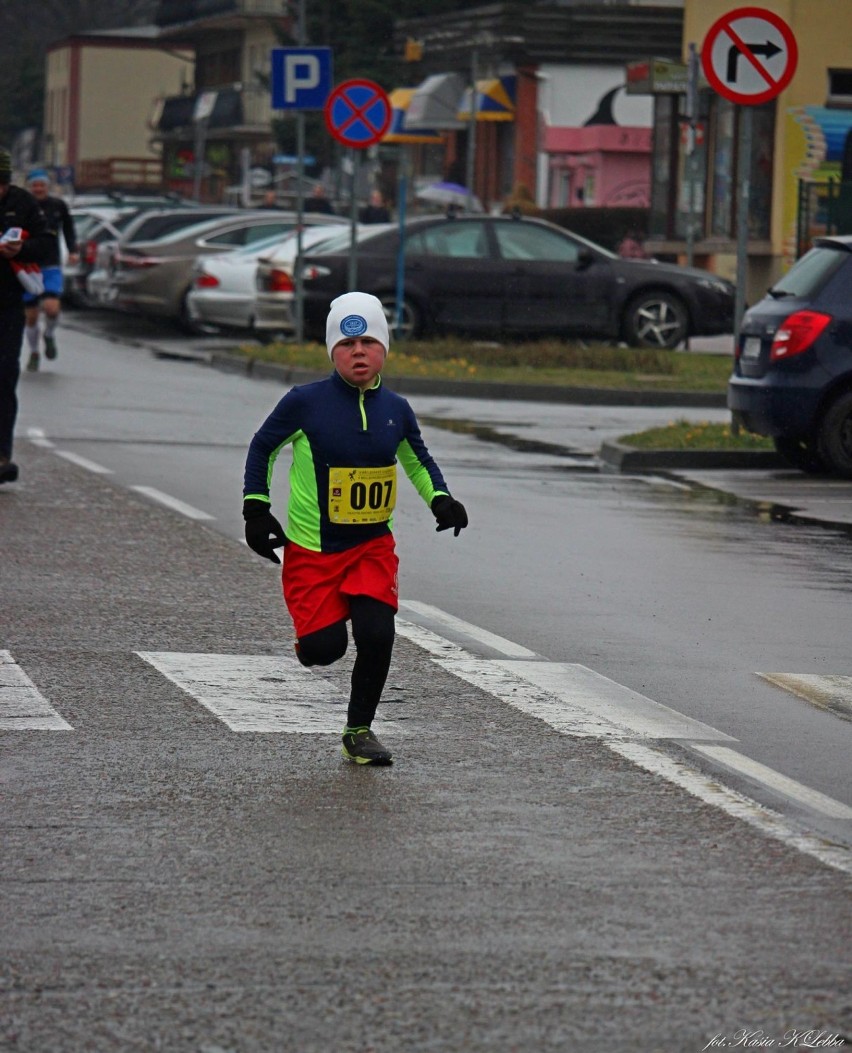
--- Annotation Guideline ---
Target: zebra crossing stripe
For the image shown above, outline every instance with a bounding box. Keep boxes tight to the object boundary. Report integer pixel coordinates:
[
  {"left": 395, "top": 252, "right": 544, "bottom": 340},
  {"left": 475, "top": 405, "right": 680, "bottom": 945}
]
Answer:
[
  {"left": 759, "top": 673, "right": 852, "bottom": 721},
  {"left": 437, "top": 658, "right": 735, "bottom": 741},
  {"left": 0, "top": 651, "right": 72, "bottom": 730},
  {"left": 136, "top": 651, "right": 348, "bottom": 733}
]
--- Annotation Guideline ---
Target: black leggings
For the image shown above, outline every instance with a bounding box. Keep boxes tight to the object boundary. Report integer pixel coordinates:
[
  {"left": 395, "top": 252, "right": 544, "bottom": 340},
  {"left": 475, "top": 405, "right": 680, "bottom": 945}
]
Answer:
[
  {"left": 0, "top": 307, "right": 25, "bottom": 459},
  {"left": 297, "top": 596, "right": 395, "bottom": 729}
]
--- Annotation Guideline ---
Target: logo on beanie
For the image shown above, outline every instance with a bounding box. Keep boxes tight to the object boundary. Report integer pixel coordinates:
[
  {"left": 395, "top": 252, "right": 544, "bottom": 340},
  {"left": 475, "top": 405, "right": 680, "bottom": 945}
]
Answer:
[{"left": 340, "top": 314, "right": 368, "bottom": 337}]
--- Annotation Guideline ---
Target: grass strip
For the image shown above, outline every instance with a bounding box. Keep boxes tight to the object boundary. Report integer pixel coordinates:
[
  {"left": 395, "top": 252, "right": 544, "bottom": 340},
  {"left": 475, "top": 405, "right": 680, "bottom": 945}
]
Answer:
[
  {"left": 237, "top": 337, "right": 733, "bottom": 392},
  {"left": 618, "top": 419, "right": 774, "bottom": 450}
]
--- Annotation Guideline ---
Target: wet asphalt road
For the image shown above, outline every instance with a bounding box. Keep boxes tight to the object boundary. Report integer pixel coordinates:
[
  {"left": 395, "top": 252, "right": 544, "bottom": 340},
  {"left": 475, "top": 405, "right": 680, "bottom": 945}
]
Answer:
[{"left": 1, "top": 315, "right": 850, "bottom": 1052}]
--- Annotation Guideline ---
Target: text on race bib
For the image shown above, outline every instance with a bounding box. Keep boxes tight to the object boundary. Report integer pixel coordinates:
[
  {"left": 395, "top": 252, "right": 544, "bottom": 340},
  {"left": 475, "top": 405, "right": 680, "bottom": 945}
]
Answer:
[{"left": 328, "top": 465, "right": 397, "bottom": 524}]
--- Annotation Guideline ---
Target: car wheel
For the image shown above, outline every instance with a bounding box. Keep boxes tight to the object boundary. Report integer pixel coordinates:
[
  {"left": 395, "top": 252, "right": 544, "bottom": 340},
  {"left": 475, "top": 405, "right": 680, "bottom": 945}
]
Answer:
[
  {"left": 622, "top": 291, "right": 688, "bottom": 349},
  {"left": 773, "top": 435, "right": 828, "bottom": 474},
  {"left": 379, "top": 294, "right": 423, "bottom": 340},
  {"left": 817, "top": 390, "right": 852, "bottom": 478}
]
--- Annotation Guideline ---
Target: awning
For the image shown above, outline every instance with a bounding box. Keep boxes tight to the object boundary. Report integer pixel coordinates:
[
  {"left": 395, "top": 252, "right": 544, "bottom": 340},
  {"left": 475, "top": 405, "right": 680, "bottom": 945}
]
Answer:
[
  {"left": 457, "top": 76, "right": 516, "bottom": 122},
  {"left": 156, "top": 88, "right": 243, "bottom": 131},
  {"left": 382, "top": 88, "right": 445, "bottom": 144},
  {"left": 404, "top": 73, "right": 466, "bottom": 130}
]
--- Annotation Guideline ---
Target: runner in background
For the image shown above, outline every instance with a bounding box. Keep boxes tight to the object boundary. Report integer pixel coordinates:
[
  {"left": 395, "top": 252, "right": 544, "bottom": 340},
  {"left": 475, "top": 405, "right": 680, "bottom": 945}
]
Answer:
[{"left": 23, "top": 169, "right": 78, "bottom": 372}]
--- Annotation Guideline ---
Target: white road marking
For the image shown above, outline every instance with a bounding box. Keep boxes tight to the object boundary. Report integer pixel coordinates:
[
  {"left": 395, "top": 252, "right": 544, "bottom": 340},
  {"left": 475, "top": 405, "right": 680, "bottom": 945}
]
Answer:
[
  {"left": 130, "top": 486, "right": 215, "bottom": 521},
  {"left": 395, "top": 618, "right": 475, "bottom": 659},
  {"left": 0, "top": 651, "right": 72, "bottom": 730},
  {"left": 610, "top": 742, "right": 852, "bottom": 875},
  {"left": 438, "top": 659, "right": 734, "bottom": 741},
  {"left": 395, "top": 612, "right": 852, "bottom": 873},
  {"left": 759, "top": 672, "right": 852, "bottom": 721},
  {"left": 137, "top": 651, "right": 352, "bottom": 733},
  {"left": 689, "top": 744, "right": 852, "bottom": 820},
  {"left": 26, "top": 427, "right": 54, "bottom": 448},
  {"left": 55, "top": 450, "right": 113, "bottom": 474},
  {"left": 397, "top": 599, "right": 537, "bottom": 658}
]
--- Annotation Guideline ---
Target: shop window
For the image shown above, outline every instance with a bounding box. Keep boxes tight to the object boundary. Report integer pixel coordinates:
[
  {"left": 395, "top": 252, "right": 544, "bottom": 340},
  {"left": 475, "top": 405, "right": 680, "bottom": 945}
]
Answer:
[
  {"left": 827, "top": 69, "right": 852, "bottom": 108},
  {"left": 708, "top": 98, "right": 774, "bottom": 239},
  {"left": 748, "top": 105, "right": 774, "bottom": 239},
  {"left": 709, "top": 98, "right": 736, "bottom": 237}
]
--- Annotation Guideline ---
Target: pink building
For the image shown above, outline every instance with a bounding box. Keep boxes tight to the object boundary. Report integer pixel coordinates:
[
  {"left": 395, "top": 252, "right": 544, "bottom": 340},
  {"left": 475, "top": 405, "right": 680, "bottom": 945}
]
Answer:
[{"left": 543, "top": 124, "right": 652, "bottom": 208}]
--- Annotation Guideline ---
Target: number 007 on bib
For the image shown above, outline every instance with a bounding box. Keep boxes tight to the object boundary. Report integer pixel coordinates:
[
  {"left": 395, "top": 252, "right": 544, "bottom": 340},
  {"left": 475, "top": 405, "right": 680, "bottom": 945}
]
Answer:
[{"left": 328, "top": 465, "right": 397, "bottom": 524}]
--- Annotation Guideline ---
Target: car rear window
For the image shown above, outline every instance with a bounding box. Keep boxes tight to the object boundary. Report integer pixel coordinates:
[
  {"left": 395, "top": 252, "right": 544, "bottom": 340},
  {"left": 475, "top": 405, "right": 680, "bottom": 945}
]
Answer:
[
  {"left": 128, "top": 211, "right": 234, "bottom": 242},
  {"left": 310, "top": 227, "right": 388, "bottom": 255},
  {"left": 771, "top": 244, "right": 849, "bottom": 297}
]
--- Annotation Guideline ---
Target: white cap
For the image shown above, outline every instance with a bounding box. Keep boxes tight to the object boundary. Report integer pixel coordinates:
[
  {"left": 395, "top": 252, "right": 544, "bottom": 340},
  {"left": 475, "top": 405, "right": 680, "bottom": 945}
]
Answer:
[{"left": 326, "top": 292, "right": 389, "bottom": 360}]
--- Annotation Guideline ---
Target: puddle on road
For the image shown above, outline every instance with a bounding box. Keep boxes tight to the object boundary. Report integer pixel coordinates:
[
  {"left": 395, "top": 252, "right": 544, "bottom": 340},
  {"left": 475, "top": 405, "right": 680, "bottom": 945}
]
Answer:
[
  {"left": 421, "top": 414, "right": 852, "bottom": 550},
  {"left": 420, "top": 415, "right": 595, "bottom": 464}
]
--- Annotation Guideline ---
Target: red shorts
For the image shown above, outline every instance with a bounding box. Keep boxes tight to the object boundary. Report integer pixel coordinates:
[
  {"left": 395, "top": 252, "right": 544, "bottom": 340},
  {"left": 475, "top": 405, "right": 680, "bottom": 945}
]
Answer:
[{"left": 282, "top": 534, "right": 399, "bottom": 638}]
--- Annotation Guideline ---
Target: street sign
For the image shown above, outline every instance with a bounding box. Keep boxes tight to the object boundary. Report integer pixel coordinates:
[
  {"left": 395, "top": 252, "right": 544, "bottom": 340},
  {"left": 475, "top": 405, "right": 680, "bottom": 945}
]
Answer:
[
  {"left": 193, "top": 91, "right": 218, "bottom": 122},
  {"left": 701, "top": 6, "right": 797, "bottom": 105},
  {"left": 271, "top": 47, "right": 333, "bottom": 110},
  {"left": 324, "top": 79, "right": 392, "bottom": 149}
]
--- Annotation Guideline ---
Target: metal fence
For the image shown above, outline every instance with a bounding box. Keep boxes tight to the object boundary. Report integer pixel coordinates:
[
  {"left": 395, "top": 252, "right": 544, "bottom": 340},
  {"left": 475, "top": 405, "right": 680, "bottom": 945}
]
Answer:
[{"left": 797, "top": 178, "right": 852, "bottom": 257}]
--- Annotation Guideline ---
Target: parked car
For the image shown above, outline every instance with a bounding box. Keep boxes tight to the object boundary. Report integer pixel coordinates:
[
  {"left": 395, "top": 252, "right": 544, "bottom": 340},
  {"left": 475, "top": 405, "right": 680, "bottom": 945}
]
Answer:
[
  {"left": 254, "top": 214, "right": 736, "bottom": 348},
  {"left": 64, "top": 207, "right": 143, "bottom": 306},
  {"left": 186, "top": 221, "right": 345, "bottom": 333},
  {"left": 86, "top": 207, "right": 243, "bottom": 307},
  {"left": 106, "top": 212, "right": 321, "bottom": 327},
  {"left": 728, "top": 235, "right": 852, "bottom": 478}
]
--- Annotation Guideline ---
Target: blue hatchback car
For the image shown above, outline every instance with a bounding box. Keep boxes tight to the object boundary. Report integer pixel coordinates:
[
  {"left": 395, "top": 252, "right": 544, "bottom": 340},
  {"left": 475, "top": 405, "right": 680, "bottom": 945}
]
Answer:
[{"left": 728, "top": 235, "right": 852, "bottom": 477}]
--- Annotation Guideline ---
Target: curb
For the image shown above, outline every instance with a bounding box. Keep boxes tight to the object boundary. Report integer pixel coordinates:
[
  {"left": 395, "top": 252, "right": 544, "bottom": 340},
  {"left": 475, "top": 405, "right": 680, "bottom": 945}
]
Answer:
[{"left": 599, "top": 441, "right": 786, "bottom": 472}]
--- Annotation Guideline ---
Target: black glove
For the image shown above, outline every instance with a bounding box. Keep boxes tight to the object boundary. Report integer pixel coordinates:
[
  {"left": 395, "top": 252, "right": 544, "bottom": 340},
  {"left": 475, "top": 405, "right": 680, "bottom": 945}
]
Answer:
[
  {"left": 431, "top": 495, "right": 468, "bottom": 537},
  {"left": 243, "top": 498, "right": 286, "bottom": 564}
]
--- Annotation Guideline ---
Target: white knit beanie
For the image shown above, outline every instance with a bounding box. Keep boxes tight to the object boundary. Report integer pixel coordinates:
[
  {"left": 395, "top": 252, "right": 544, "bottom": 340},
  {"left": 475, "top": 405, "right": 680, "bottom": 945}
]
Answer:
[{"left": 326, "top": 292, "right": 389, "bottom": 360}]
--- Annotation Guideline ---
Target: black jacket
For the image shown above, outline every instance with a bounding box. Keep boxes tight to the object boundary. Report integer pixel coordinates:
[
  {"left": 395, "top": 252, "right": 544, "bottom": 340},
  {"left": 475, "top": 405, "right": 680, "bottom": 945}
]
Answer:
[
  {"left": 38, "top": 194, "right": 77, "bottom": 266},
  {"left": 0, "top": 184, "right": 51, "bottom": 310}
]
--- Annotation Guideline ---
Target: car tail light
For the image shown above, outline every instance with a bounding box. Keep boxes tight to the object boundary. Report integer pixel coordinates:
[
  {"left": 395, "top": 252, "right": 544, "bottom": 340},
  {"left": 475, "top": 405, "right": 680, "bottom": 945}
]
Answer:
[
  {"left": 83, "top": 239, "right": 98, "bottom": 265},
  {"left": 269, "top": 268, "right": 294, "bottom": 292},
  {"left": 303, "top": 264, "right": 331, "bottom": 282},
  {"left": 194, "top": 272, "right": 220, "bottom": 289},
  {"left": 770, "top": 310, "right": 832, "bottom": 361},
  {"left": 115, "top": 251, "right": 161, "bottom": 269}
]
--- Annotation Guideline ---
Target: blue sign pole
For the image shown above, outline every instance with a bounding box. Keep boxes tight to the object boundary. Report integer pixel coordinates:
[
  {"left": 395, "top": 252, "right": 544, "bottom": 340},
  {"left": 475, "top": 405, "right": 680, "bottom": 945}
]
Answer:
[{"left": 270, "top": 44, "right": 333, "bottom": 344}]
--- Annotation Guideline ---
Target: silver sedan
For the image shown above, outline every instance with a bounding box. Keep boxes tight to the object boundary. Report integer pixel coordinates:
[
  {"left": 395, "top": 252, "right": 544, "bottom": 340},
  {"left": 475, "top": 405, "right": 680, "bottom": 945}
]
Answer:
[{"left": 188, "top": 224, "right": 351, "bottom": 334}]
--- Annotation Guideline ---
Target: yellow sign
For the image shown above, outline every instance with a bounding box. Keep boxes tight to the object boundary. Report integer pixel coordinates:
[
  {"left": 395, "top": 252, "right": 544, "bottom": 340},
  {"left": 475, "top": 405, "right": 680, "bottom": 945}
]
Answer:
[{"left": 328, "top": 465, "right": 397, "bottom": 524}]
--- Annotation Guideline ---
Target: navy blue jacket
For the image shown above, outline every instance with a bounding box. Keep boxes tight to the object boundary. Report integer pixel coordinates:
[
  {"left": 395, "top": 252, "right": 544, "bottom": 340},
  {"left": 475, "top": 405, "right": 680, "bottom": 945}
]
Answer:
[{"left": 244, "top": 371, "right": 449, "bottom": 552}]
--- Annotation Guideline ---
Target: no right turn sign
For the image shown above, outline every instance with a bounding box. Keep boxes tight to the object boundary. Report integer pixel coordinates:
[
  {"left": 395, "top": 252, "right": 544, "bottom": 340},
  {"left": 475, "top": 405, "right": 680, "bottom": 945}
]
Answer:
[{"left": 701, "top": 6, "right": 797, "bottom": 105}]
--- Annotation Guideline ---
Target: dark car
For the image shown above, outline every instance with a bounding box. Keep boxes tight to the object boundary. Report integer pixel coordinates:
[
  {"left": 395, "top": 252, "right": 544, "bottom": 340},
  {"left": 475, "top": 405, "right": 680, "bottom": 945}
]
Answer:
[
  {"left": 256, "top": 214, "right": 735, "bottom": 349},
  {"left": 728, "top": 235, "right": 852, "bottom": 478}
]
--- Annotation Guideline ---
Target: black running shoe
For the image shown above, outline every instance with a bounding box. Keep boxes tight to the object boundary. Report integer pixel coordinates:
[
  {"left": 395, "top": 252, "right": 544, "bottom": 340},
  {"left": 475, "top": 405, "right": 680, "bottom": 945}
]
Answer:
[
  {"left": 341, "top": 727, "right": 393, "bottom": 766},
  {"left": 44, "top": 335, "right": 57, "bottom": 360},
  {"left": 26, "top": 351, "right": 39, "bottom": 372},
  {"left": 0, "top": 459, "right": 18, "bottom": 484}
]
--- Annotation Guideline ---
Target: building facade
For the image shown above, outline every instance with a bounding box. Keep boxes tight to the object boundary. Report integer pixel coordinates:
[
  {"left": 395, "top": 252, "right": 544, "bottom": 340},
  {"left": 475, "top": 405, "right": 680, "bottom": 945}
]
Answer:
[
  {"left": 152, "top": 0, "right": 290, "bottom": 201},
  {"left": 392, "top": 2, "right": 683, "bottom": 213},
  {"left": 43, "top": 30, "right": 193, "bottom": 190},
  {"left": 646, "top": 0, "right": 852, "bottom": 297}
]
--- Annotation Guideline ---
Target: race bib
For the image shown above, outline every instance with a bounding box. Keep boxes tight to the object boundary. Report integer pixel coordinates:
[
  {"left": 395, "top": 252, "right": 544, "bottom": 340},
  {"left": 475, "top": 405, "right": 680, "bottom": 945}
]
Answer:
[{"left": 328, "top": 465, "right": 397, "bottom": 524}]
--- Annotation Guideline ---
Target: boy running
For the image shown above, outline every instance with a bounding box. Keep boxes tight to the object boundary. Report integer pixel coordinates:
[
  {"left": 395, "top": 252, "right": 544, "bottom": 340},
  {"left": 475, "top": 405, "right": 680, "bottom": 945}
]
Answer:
[{"left": 243, "top": 292, "right": 468, "bottom": 765}]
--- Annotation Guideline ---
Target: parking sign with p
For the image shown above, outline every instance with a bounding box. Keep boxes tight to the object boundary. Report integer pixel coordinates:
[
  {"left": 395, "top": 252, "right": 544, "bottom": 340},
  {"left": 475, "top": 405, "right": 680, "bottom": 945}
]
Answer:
[{"left": 271, "top": 47, "right": 333, "bottom": 110}]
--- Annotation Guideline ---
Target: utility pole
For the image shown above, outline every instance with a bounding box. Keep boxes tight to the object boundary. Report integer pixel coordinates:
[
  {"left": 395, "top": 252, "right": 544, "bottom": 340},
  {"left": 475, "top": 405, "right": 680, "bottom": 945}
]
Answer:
[{"left": 294, "top": 0, "right": 306, "bottom": 345}]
